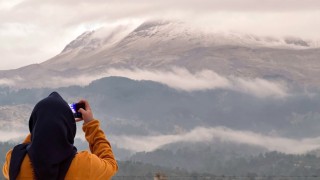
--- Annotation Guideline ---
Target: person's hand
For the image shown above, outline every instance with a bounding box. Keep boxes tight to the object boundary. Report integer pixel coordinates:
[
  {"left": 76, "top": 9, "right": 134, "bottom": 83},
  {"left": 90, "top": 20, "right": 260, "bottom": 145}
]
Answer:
[{"left": 75, "top": 99, "right": 94, "bottom": 124}]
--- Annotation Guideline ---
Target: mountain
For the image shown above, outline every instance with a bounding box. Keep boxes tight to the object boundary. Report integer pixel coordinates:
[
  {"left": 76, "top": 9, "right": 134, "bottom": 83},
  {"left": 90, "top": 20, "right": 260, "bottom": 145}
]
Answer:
[
  {"left": 0, "top": 20, "right": 320, "bottom": 89},
  {"left": 3, "top": 20, "right": 320, "bottom": 177},
  {"left": 1, "top": 76, "right": 320, "bottom": 176},
  {"left": 2, "top": 76, "right": 320, "bottom": 139}
]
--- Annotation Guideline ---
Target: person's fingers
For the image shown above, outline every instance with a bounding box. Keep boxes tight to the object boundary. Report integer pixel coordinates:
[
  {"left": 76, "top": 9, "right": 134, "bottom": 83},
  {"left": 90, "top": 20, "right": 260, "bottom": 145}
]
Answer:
[
  {"left": 78, "top": 99, "right": 86, "bottom": 104},
  {"left": 78, "top": 108, "right": 86, "bottom": 114},
  {"left": 76, "top": 99, "right": 94, "bottom": 124},
  {"left": 75, "top": 118, "right": 83, "bottom": 122},
  {"left": 78, "top": 99, "right": 91, "bottom": 111}
]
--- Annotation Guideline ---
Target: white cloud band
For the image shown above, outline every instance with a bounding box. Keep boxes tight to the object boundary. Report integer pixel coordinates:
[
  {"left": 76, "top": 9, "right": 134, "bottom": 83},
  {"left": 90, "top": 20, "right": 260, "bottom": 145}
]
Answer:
[
  {"left": 0, "top": 68, "right": 288, "bottom": 98},
  {"left": 112, "top": 126, "right": 320, "bottom": 154}
]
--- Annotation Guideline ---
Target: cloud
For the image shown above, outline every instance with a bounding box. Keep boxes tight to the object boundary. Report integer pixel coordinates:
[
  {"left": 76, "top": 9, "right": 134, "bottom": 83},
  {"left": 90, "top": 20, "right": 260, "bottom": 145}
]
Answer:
[
  {"left": 106, "top": 68, "right": 231, "bottom": 91},
  {"left": 2, "top": 68, "right": 287, "bottom": 98},
  {"left": 0, "top": 76, "right": 23, "bottom": 86},
  {"left": 97, "top": 68, "right": 285, "bottom": 98},
  {"left": 231, "top": 77, "right": 288, "bottom": 98},
  {"left": 102, "top": 68, "right": 288, "bottom": 98},
  {"left": 0, "top": 130, "right": 27, "bottom": 142},
  {"left": 5, "top": 124, "right": 320, "bottom": 155},
  {"left": 4, "top": 124, "right": 320, "bottom": 155},
  {"left": 111, "top": 126, "right": 320, "bottom": 154},
  {"left": 0, "top": 78, "right": 15, "bottom": 86}
]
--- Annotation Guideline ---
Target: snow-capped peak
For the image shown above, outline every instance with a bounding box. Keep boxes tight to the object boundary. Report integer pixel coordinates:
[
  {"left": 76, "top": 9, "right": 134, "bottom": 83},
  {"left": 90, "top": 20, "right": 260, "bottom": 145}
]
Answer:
[
  {"left": 60, "top": 23, "right": 139, "bottom": 54},
  {"left": 61, "top": 31, "right": 95, "bottom": 53},
  {"left": 59, "top": 19, "right": 319, "bottom": 57}
]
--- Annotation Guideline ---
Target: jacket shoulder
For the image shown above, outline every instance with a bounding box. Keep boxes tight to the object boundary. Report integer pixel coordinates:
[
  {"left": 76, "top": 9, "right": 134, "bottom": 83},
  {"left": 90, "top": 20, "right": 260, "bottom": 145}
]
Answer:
[{"left": 2, "top": 149, "right": 12, "bottom": 179}]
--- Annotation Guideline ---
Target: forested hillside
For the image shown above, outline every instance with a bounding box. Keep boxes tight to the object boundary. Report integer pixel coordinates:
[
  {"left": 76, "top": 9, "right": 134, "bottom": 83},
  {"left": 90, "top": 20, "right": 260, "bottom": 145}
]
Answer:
[{"left": 1, "top": 144, "right": 320, "bottom": 180}]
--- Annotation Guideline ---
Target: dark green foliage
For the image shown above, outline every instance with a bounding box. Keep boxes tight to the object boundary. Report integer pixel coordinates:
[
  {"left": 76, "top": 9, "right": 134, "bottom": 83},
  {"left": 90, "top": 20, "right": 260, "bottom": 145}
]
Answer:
[
  {"left": 130, "top": 149, "right": 320, "bottom": 177},
  {"left": 1, "top": 143, "right": 320, "bottom": 180},
  {"left": 113, "top": 161, "right": 216, "bottom": 180}
]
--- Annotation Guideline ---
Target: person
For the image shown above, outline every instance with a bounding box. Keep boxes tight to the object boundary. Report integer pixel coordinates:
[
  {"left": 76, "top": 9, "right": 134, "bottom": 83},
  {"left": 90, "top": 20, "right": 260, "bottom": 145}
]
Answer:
[{"left": 2, "top": 92, "right": 118, "bottom": 180}]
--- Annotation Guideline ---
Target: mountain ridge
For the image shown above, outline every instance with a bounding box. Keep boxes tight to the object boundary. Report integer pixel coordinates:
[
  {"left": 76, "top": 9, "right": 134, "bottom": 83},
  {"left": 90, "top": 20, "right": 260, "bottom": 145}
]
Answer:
[{"left": 0, "top": 20, "right": 320, "bottom": 89}]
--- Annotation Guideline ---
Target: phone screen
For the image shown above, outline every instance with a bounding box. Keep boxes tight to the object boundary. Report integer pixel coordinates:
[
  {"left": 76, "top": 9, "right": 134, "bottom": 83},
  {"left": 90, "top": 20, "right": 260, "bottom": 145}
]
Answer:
[{"left": 69, "top": 103, "right": 85, "bottom": 118}]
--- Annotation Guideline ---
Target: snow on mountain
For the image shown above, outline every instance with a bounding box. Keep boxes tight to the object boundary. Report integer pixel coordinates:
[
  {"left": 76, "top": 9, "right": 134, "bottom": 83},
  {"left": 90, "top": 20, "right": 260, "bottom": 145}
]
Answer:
[
  {"left": 43, "top": 23, "right": 138, "bottom": 69},
  {"left": 69, "top": 21, "right": 319, "bottom": 52},
  {"left": 42, "top": 20, "right": 320, "bottom": 71},
  {"left": 0, "top": 20, "right": 320, "bottom": 89},
  {"left": 59, "top": 20, "right": 319, "bottom": 55}
]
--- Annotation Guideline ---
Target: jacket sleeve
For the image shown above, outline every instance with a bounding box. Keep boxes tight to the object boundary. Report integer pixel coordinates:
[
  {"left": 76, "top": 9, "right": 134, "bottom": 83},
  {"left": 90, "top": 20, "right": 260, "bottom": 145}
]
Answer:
[
  {"left": 82, "top": 120, "right": 118, "bottom": 179},
  {"left": 2, "top": 150, "right": 12, "bottom": 179},
  {"left": 2, "top": 134, "right": 31, "bottom": 179}
]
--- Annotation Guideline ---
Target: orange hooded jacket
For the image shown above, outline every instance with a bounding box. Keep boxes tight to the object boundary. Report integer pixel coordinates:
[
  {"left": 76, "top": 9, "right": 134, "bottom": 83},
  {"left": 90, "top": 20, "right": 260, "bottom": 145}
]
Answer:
[{"left": 2, "top": 120, "right": 118, "bottom": 180}]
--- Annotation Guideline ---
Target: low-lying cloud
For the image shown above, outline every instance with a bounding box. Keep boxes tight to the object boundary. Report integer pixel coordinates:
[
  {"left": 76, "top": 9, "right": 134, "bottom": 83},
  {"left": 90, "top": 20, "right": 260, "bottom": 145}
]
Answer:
[
  {"left": 0, "top": 68, "right": 288, "bottom": 98},
  {"left": 0, "top": 78, "right": 14, "bottom": 86},
  {"left": 4, "top": 125, "right": 320, "bottom": 155},
  {"left": 0, "top": 130, "right": 27, "bottom": 142},
  {"left": 111, "top": 126, "right": 320, "bottom": 154},
  {"left": 105, "top": 68, "right": 288, "bottom": 98},
  {"left": 64, "top": 68, "right": 288, "bottom": 98}
]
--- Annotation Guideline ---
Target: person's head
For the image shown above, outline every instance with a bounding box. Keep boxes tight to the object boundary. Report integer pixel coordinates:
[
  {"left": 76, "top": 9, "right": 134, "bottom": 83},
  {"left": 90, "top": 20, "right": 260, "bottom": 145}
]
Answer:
[
  {"left": 29, "top": 91, "right": 76, "bottom": 143},
  {"left": 27, "top": 92, "right": 77, "bottom": 179}
]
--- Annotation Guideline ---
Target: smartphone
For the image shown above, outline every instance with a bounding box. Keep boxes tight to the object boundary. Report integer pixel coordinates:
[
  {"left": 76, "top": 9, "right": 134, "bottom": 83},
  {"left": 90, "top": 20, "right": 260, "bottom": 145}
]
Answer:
[{"left": 69, "top": 102, "right": 85, "bottom": 118}]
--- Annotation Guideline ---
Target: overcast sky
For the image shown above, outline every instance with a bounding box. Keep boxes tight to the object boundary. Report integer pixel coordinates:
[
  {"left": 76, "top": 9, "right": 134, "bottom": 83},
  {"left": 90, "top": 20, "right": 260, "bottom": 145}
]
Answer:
[{"left": 1, "top": 0, "right": 320, "bottom": 70}]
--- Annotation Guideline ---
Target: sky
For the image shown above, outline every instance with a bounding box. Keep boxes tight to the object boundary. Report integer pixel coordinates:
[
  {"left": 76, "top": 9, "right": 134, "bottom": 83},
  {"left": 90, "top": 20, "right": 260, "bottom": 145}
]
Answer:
[{"left": 1, "top": 0, "right": 320, "bottom": 70}]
